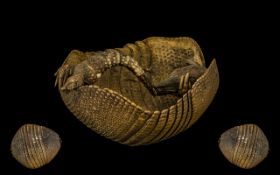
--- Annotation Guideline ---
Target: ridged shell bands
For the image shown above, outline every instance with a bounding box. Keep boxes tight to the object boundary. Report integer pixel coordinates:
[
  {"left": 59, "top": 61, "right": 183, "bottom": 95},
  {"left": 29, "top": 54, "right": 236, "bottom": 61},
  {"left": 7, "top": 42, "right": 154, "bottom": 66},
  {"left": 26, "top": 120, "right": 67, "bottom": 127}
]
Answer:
[
  {"left": 219, "top": 124, "right": 269, "bottom": 169},
  {"left": 55, "top": 37, "right": 219, "bottom": 146},
  {"left": 11, "top": 124, "right": 61, "bottom": 169}
]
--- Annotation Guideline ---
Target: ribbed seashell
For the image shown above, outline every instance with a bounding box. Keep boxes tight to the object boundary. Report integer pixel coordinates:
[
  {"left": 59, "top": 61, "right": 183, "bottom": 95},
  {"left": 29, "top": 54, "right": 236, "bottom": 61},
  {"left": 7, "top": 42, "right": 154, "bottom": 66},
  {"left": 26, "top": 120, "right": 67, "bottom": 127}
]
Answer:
[
  {"left": 11, "top": 124, "right": 61, "bottom": 169},
  {"left": 219, "top": 124, "right": 269, "bottom": 169},
  {"left": 55, "top": 37, "right": 219, "bottom": 146}
]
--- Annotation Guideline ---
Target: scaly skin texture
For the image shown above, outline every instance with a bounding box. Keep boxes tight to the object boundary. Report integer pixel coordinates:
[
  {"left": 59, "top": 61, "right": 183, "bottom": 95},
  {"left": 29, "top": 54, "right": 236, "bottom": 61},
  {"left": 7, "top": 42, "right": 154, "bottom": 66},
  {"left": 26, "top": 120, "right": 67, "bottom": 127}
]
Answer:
[
  {"left": 55, "top": 37, "right": 219, "bottom": 146},
  {"left": 219, "top": 124, "right": 269, "bottom": 169},
  {"left": 11, "top": 124, "right": 61, "bottom": 169}
]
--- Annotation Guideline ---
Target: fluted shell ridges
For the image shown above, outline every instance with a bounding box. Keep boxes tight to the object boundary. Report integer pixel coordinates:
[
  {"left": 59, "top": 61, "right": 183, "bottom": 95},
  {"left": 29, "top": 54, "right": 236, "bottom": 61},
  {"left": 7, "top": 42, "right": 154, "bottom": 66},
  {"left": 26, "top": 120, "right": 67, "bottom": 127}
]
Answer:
[
  {"left": 11, "top": 124, "right": 61, "bottom": 169},
  {"left": 219, "top": 124, "right": 269, "bottom": 169}
]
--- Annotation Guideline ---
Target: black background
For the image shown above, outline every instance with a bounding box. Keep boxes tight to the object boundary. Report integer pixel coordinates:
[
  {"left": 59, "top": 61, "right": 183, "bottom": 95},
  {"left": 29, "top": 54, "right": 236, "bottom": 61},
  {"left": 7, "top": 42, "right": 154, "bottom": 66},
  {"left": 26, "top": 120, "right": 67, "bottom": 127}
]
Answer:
[{"left": 1, "top": 2, "right": 278, "bottom": 175}]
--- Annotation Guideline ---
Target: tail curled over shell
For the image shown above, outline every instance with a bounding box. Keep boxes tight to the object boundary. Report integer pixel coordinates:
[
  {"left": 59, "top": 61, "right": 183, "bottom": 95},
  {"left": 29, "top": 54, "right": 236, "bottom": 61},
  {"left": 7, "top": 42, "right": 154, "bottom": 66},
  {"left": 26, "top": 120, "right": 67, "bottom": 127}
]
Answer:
[{"left": 55, "top": 37, "right": 219, "bottom": 146}]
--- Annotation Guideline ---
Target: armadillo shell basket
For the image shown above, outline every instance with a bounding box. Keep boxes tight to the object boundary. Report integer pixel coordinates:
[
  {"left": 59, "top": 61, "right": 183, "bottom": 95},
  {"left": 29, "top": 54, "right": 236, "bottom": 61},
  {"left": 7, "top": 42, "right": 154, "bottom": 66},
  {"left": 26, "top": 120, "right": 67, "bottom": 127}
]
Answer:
[{"left": 56, "top": 37, "right": 219, "bottom": 146}]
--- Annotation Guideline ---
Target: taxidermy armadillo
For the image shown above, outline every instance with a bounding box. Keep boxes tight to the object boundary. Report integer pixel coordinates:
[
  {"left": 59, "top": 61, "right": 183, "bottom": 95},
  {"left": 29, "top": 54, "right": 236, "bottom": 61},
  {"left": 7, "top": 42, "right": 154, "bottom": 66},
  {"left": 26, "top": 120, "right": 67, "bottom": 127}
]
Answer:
[
  {"left": 55, "top": 37, "right": 219, "bottom": 146},
  {"left": 11, "top": 124, "right": 61, "bottom": 169},
  {"left": 219, "top": 124, "right": 269, "bottom": 169}
]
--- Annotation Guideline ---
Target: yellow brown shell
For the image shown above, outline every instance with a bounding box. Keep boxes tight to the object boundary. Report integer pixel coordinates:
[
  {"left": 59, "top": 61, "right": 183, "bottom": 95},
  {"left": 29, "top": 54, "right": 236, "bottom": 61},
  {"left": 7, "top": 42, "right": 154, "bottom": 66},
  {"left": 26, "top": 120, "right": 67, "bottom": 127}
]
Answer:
[
  {"left": 11, "top": 124, "right": 61, "bottom": 169},
  {"left": 56, "top": 37, "right": 219, "bottom": 146},
  {"left": 219, "top": 124, "right": 269, "bottom": 169}
]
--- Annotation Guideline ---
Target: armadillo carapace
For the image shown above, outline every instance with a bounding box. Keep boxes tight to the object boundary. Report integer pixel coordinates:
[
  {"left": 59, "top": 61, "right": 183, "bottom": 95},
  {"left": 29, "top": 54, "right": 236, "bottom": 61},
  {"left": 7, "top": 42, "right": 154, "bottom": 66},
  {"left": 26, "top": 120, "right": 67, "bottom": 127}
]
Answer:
[{"left": 55, "top": 37, "right": 219, "bottom": 146}]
